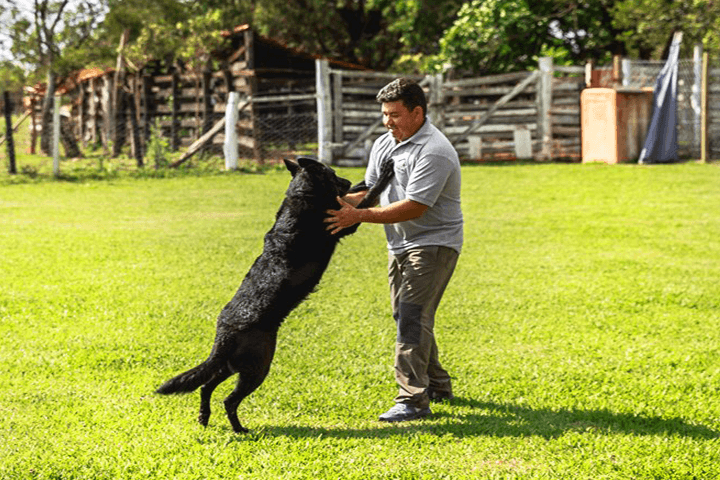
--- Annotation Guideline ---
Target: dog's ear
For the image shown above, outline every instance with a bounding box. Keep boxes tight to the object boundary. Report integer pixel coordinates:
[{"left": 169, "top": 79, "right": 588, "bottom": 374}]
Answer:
[
  {"left": 297, "top": 156, "right": 320, "bottom": 170},
  {"left": 284, "top": 159, "right": 300, "bottom": 176}
]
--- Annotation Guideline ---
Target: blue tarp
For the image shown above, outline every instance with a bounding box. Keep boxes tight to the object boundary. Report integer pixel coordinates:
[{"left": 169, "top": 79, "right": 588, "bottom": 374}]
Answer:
[{"left": 638, "top": 33, "right": 682, "bottom": 164}]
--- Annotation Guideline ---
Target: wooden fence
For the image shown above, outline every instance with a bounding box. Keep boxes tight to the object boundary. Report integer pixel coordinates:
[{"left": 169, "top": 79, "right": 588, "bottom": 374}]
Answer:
[
  {"left": 320, "top": 58, "right": 585, "bottom": 165},
  {"left": 24, "top": 50, "right": 720, "bottom": 165}
]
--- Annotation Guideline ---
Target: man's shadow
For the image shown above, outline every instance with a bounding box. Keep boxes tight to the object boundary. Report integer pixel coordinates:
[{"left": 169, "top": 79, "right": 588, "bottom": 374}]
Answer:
[{"left": 220, "top": 397, "right": 719, "bottom": 441}]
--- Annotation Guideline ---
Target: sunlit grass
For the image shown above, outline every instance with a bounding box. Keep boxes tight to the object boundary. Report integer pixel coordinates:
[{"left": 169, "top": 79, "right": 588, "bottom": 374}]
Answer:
[{"left": 1, "top": 162, "right": 720, "bottom": 479}]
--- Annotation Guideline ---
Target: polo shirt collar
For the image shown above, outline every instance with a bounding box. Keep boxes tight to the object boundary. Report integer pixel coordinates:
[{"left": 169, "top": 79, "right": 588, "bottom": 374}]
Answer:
[{"left": 393, "top": 117, "right": 433, "bottom": 147}]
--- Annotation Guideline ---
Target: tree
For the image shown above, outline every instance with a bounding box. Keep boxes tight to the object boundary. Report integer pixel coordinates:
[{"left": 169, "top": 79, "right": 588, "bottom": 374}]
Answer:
[
  {"left": 612, "top": 0, "right": 720, "bottom": 59},
  {"left": 411, "top": 0, "right": 627, "bottom": 75},
  {"left": 2, "top": 0, "right": 107, "bottom": 153}
]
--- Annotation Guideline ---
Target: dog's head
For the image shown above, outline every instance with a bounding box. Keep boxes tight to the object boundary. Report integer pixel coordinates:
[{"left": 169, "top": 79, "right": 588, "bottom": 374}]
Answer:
[{"left": 283, "top": 157, "right": 352, "bottom": 203}]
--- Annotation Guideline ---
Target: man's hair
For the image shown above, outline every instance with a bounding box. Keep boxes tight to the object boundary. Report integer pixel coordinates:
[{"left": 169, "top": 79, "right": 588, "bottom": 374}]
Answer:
[{"left": 376, "top": 78, "right": 427, "bottom": 117}]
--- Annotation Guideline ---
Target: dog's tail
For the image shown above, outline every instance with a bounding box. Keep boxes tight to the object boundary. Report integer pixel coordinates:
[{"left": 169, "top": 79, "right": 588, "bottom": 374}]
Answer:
[{"left": 155, "top": 354, "right": 225, "bottom": 395}]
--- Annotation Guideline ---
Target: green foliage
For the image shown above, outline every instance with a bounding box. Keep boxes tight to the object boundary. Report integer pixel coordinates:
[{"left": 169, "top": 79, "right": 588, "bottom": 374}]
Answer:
[
  {"left": 145, "top": 120, "right": 171, "bottom": 169},
  {"left": 414, "top": 0, "right": 621, "bottom": 74},
  {"left": 121, "top": 3, "right": 225, "bottom": 73},
  {"left": 613, "top": 0, "right": 720, "bottom": 59},
  {"left": 0, "top": 60, "right": 26, "bottom": 91},
  {"left": 1, "top": 164, "right": 720, "bottom": 478},
  {"left": 3, "top": 0, "right": 107, "bottom": 81}
]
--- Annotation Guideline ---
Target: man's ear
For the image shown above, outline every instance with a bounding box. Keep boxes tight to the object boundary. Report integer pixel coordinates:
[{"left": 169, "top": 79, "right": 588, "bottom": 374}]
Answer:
[{"left": 284, "top": 159, "right": 299, "bottom": 176}]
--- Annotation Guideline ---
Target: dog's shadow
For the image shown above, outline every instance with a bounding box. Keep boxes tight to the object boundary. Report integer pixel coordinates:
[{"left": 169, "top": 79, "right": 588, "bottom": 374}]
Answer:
[{"left": 234, "top": 397, "right": 718, "bottom": 441}]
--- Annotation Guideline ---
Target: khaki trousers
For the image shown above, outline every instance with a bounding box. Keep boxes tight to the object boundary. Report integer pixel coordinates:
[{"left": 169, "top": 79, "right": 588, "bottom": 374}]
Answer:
[{"left": 388, "top": 246, "right": 459, "bottom": 408}]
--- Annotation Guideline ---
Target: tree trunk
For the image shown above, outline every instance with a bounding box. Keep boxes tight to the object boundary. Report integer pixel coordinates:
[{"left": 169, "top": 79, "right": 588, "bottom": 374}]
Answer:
[
  {"left": 40, "top": 70, "right": 56, "bottom": 155},
  {"left": 60, "top": 114, "right": 82, "bottom": 158},
  {"left": 3, "top": 91, "right": 16, "bottom": 174}
]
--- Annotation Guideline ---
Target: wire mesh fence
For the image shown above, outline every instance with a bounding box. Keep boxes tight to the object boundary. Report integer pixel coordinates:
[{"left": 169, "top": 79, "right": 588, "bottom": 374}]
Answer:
[
  {"left": 623, "top": 58, "right": 702, "bottom": 159},
  {"left": 253, "top": 99, "right": 318, "bottom": 161}
]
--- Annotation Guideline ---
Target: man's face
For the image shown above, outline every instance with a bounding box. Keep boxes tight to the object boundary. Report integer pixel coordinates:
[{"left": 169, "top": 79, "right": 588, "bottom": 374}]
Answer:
[{"left": 382, "top": 101, "right": 424, "bottom": 142}]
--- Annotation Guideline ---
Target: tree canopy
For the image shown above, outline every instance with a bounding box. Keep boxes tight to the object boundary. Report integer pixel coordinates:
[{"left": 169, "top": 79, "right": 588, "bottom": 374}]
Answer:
[{"left": 1, "top": 0, "right": 720, "bottom": 85}]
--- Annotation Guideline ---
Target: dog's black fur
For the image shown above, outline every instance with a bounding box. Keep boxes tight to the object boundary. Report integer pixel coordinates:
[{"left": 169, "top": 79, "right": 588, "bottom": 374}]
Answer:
[{"left": 156, "top": 156, "right": 394, "bottom": 433}]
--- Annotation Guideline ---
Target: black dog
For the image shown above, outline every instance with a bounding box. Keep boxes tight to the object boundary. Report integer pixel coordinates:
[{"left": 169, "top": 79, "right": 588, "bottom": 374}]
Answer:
[{"left": 156, "top": 156, "right": 393, "bottom": 433}]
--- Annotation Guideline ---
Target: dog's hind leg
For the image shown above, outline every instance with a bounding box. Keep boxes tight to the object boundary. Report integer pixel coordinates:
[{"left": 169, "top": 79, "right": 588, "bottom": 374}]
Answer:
[
  {"left": 223, "top": 330, "right": 277, "bottom": 433},
  {"left": 198, "top": 365, "right": 233, "bottom": 427},
  {"left": 224, "top": 362, "right": 272, "bottom": 433}
]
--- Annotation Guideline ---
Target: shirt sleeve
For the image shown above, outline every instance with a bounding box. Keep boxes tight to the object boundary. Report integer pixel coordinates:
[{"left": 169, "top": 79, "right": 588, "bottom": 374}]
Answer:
[{"left": 365, "top": 144, "right": 380, "bottom": 188}]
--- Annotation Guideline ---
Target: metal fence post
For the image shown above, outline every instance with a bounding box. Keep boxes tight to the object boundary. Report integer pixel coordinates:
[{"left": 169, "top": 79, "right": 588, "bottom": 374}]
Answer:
[
  {"left": 316, "top": 59, "right": 332, "bottom": 164},
  {"left": 53, "top": 94, "right": 61, "bottom": 177},
  {"left": 701, "top": 51, "right": 709, "bottom": 163},
  {"left": 693, "top": 43, "right": 703, "bottom": 158}
]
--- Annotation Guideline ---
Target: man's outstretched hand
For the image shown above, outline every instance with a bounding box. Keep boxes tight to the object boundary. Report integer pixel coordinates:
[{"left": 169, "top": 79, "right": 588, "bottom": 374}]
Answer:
[{"left": 325, "top": 197, "right": 361, "bottom": 235}]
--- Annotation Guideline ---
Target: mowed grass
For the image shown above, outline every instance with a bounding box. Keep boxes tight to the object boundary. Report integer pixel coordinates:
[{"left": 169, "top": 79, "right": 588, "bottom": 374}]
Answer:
[{"left": 1, "top": 162, "right": 720, "bottom": 479}]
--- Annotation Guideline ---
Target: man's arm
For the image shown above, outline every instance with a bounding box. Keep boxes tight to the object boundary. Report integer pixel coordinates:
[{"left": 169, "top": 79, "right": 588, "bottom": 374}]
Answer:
[{"left": 325, "top": 197, "right": 427, "bottom": 235}]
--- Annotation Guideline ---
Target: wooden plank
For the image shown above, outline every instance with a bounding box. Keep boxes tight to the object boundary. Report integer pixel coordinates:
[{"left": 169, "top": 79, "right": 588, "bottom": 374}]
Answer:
[
  {"left": 450, "top": 71, "right": 540, "bottom": 144},
  {"left": 443, "top": 85, "right": 538, "bottom": 98},
  {"left": 251, "top": 93, "right": 316, "bottom": 103},
  {"left": 329, "top": 69, "right": 422, "bottom": 81},
  {"left": 554, "top": 66, "right": 585, "bottom": 74},
  {"left": 444, "top": 108, "right": 537, "bottom": 119},
  {"left": 0, "top": 109, "right": 30, "bottom": 146},
  {"left": 341, "top": 86, "right": 386, "bottom": 96},
  {"left": 444, "top": 71, "right": 532, "bottom": 89}
]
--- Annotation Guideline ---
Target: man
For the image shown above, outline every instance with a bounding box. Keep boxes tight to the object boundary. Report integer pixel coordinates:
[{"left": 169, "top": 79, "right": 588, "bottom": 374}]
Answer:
[{"left": 325, "top": 78, "right": 463, "bottom": 423}]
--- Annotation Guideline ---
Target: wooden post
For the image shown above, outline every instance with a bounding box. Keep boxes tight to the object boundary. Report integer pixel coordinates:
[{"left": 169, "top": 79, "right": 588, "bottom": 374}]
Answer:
[
  {"left": 112, "top": 88, "right": 126, "bottom": 157},
  {"left": 612, "top": 55, "right": 623, "bottom": 86},
  {"left": 621, "top": 58, "right": 632, "bottom": 87},
  {"left": 224, "top": 91, "right": 240, "bottom": 170},
  {"left": 127, "top": 87, "right": 142, "bottom": 166},
  {"left": 142, "top": 74, "right": 152, "bottom": 146},
  {"left": 87, "top": 77, "right": 96, "bottom": 147},
  {"left": 30, "top": 98, "right": 37, "bottom": 154},
  {"left": 111, "top": 29, "right": 129, "bottom": 152},
  {"left": 202, "top": 69, "right": 213, "bottom": 136},
  {"left": 3, "top": 91, "right": 16, "bottom": 174},
  {"left": 428, "top": 73, "right": 444, "bottom": 130},
  {"left": 244, "top": 29, "right": 263, "bottom": 164},
  {"left": 316, "top": 59, "right": 332, "bottom": 164},
  {"left": 332, "top": 70, "right": 343, "bottom": 146},
  {"left": 78, "top": 80, "right": 85, "bottom": 148},
  {"left": 536, "top": 57, "right": 553, "bottom": 160},
  {"left": 585, "top": 61, "right": 594, "bottom": 88},
  {"left": 469, "top": 135, "right": 482, "bottom": 160},
  {"left": 101, "top": 75, "right": 111, "bottom": 155},
  {"left": 53, "top": 95, "right": 61, "bottom": 177},
  {"left": 170, "top": 69, "right": 180, "bottom": 151},
  {"left": 701, "top": 51, "right": 709, "bottom": 163}
]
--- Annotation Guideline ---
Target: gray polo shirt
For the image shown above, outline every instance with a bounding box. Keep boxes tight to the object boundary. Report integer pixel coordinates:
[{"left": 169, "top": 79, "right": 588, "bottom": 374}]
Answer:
[{"left": 365, "top": 118, "right": 463, "bottom": 255}]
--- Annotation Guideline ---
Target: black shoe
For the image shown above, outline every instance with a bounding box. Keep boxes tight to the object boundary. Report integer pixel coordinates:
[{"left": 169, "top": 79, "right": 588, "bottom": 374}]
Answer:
[
  {"left": 378, "top": 403, "right": 432, "bottom": 422},
  {"left": 427, "top": 389, "right": 455, "bottom": 402}
]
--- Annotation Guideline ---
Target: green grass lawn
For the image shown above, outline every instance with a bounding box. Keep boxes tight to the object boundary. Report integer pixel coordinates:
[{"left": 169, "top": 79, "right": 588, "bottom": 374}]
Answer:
[{"left": 1, "top": 162, "right": 720, "bottom": 479}]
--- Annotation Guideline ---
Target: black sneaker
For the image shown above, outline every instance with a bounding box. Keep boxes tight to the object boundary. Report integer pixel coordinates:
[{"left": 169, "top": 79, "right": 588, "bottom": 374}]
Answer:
[{"left": 378, "top": 403, "right": 432, "bottom": 422}]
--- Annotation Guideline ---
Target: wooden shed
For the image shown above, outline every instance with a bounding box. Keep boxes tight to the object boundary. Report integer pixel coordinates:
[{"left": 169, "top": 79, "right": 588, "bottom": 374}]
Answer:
[{"left": 43, "top": 25, "right": 367, "bottom": 163}]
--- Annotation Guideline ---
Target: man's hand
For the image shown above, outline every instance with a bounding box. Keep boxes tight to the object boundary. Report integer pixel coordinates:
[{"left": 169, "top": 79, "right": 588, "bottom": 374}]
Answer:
[{"left": 325, "top": 197, "right": 361, "bottom": 235}]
